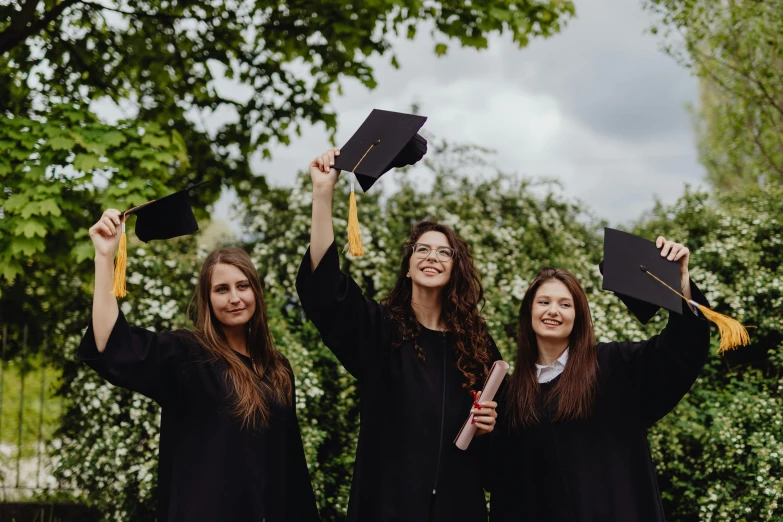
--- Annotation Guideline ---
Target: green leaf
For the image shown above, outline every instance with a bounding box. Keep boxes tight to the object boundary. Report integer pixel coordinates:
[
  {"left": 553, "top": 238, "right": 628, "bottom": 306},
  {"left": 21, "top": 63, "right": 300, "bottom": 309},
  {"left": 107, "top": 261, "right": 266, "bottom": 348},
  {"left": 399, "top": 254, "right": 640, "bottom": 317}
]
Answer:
[
  {"left": 434, "top": 43, "right": 448, "bottom": 57},
  {"left": 49, "top": 135, "right": 77, "bottom": 151},
  {"left": 139, "top": 158, "right": 164, "bottom": 172},
  {"left": 71, "top": 242, "right": 96, "bottom": 264},
  {"left": 9, "top": 235, "right": 45, "bottom": 255},
  {"left": 34, "top": 199, "right": 62, "bottom": 217},
  {"left": 101, "top": 131, "right": 126, "bottom": 148},
  {"left": 0, "top": 158, "right": 11, "bottom": 177},
  {"left": 16, "top": 219, "right": 48, "bottom": 238},
  {"left": 0, "top": 259, "right": 24, "bottom": 282},
  {"left": 73, "top": 153, "right": 104, "bottom": 172},
  {"left": 3, "top": 194, "right": 30, "bottom": 212},
  {"left": 141, "top": 133, "right": 171, "bottom": 148},
  {"left": 129, "top": 148, "right": 152, "bottom": 160},
  {"left": 10, "top": 148, "right": 31, "bottom": 160}
]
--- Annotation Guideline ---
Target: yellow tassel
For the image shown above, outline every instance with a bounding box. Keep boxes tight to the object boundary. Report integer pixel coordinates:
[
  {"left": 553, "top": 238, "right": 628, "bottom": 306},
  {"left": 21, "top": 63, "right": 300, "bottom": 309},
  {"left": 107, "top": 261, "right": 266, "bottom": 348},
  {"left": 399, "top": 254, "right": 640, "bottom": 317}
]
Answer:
[
  {"left": 347, "top": 187, "right": 365, "bottom": 257},
  {"left": 112, "top": 224, "right": 128, "bottom": 298},
  {"left": 695, "top": 304, "right": 750, "bottom": 354},
  {"left": 641, "top": 266, "right": 750, "bottom": 355}
]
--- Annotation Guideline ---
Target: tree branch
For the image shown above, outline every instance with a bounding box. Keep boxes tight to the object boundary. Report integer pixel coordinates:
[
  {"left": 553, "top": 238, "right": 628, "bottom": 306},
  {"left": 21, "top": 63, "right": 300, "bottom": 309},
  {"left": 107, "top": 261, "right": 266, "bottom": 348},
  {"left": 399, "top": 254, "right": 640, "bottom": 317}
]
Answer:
[
  {"left": 747, "top": 114, "right": 783, "bottom": 179},
  {"left": 690, "top": 45, "right": 783, "bottom": 119},
  {"left": 78, "top": 1, "right": 208, "bottom": 21},
  {"left": 0, "top": 0, "right": 82, "bottom": 55}
]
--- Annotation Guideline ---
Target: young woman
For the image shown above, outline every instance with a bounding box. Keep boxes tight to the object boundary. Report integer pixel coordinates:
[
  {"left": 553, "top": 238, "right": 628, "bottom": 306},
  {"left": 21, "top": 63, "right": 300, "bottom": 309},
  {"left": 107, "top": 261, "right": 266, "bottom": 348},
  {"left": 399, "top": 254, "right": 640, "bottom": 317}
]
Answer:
[
  {"left": 296, "top": 148, "right": 502, "bottom": 522},
  {"left": 490, "top": 238, "right": 710, "bottom": 522},
  {"left": 79, "top": 209, "right": 320, "bottom": 522}
]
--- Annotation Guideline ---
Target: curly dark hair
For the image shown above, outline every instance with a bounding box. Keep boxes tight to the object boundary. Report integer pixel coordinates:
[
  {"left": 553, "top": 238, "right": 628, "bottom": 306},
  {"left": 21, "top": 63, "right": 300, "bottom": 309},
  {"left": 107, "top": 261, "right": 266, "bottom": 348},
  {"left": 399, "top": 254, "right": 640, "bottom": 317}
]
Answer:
[{"left": 382, "top": 221, "right": 492, "bottom": 390}]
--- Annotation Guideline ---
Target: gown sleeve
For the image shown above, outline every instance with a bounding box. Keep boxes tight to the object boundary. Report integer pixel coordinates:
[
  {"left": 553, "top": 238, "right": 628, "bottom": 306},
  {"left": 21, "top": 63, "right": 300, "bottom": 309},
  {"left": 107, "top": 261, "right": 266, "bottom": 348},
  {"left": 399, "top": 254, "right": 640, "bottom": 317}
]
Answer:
[
  {"left": 295, "top": 241, "right": 386, "bottom": 380},
  {"left": 77, "top": 311, "right": 187, "bottom": 409},
  {"left": 599, "top": 280, "right": 712, "bottom": 427}
]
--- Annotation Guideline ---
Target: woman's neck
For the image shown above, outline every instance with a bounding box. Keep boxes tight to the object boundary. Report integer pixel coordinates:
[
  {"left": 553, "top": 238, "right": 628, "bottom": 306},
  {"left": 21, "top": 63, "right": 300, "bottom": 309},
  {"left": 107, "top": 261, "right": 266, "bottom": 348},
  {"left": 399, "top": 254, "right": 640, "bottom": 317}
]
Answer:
[
  {"left": 536, "top": 337, "right": 568, "bottom": 366},
  {"left": 223, "top": 325, "right": 249, "bottom": 357},
  {"left": 411, "top": 285, "right": 444, "bottom": 331}
]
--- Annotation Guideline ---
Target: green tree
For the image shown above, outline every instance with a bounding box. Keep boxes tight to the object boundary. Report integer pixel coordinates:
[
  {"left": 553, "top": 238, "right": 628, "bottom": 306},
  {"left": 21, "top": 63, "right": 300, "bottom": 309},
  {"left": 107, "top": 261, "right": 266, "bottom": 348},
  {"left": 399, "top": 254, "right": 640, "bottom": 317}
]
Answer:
[
  {"left": 645, "top": 0, "right": 783, "bottom": 189},
  {"left": 1, "top": 0, "right": 575, "bottom": 196},
  {"left": 1, "top": 0, "right": 575, "bottom": 357}
]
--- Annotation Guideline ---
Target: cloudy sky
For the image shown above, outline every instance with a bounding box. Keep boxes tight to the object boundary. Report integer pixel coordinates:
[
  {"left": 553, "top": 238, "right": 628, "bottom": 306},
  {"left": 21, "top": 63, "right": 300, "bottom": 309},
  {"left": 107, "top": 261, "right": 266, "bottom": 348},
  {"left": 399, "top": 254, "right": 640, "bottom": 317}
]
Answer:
[{"left": 210, "top": 0, "right": 706, "bottom": 228}]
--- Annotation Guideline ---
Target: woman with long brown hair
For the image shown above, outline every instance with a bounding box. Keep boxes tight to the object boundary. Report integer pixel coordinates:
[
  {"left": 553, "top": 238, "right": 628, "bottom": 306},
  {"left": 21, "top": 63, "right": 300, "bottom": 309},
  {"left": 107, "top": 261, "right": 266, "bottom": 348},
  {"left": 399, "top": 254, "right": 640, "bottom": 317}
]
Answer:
[
  {"left": 296, "top": 147, "right": 502, "bottom": 522},
  {"left": 78, "top": 209, "right": 319, "bottom": 522},
  {"left": 490, "top": 237, "right": 711, "bottom": 522}
]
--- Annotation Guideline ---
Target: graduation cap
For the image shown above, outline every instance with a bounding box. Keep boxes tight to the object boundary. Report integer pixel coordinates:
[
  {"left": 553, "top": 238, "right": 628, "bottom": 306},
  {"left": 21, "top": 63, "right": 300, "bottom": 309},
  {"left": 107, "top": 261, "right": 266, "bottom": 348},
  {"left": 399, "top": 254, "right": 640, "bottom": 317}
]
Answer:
[
  {"left": 332, "top": 109, "right": 428, "bottom": 256},
  {"left": 600, "top": 227, "right": 749, "bottom": 354},
  {"left": 111, "top": 182, "right": 204, "bottom": 298}
]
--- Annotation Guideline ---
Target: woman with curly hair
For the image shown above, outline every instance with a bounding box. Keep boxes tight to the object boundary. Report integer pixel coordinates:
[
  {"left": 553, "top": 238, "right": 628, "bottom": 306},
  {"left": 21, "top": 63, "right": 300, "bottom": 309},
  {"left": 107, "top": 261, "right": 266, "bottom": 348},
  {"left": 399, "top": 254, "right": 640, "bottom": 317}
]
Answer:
[{"left": 296, "top": 147, "right": 502, "bottom": 522}]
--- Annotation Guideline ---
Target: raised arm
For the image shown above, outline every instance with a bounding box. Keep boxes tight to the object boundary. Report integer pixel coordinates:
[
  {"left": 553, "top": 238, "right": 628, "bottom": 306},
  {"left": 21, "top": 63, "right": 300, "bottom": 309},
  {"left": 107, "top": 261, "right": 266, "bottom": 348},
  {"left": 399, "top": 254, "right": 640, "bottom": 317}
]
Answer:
[
  {"left": 309, "top": 147, "right": 341, "bottom": 271},
  {"left": 88, "top": 209, "right": 123, "bottom": 352},
  {"left": 601, "top": 237, "right": 711, "bottom": 426}
]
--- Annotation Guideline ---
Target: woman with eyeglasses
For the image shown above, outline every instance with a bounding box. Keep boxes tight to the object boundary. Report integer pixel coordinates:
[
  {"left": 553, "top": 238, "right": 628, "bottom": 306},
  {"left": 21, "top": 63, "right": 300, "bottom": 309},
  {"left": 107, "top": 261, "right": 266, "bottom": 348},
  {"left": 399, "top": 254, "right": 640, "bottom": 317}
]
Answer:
[{"left": 296, "top": 147, "right": 502, "bottom": 522}]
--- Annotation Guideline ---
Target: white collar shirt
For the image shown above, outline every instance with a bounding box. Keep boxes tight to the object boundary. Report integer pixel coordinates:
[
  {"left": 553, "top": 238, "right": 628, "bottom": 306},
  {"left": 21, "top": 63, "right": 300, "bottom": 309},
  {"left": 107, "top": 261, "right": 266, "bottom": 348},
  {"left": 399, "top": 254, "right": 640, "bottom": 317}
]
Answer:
[{"left": 535, "top": 348, "right": 569, "bottom": 384}]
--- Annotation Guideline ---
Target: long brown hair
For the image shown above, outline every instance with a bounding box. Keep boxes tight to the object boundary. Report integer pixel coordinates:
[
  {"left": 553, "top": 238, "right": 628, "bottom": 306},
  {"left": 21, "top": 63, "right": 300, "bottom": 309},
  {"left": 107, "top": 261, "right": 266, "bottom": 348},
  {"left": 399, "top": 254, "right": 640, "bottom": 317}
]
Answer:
[
  {"left": 383, "top": 221, "right": 492, "bottom": 390},
  {"left": 187, "top": 247, "right": 291, "bottom": 430},
  {"left": 507, "top": 267, "right": 598, "bottom": 428}
]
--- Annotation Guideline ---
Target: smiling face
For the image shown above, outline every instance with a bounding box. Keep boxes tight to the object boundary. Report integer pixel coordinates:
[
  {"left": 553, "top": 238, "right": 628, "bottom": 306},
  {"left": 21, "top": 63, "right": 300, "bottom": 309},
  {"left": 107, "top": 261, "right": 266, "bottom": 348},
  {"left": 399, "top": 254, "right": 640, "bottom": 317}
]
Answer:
[
  {"left": 209, "top": 262, "right": 257, "bottom": 330},
  {"left": 531, "top": 279, "right": 576, "bottom": 345},
  {"left": 407, "top": 230, "right": 454, "bottom": 292}
]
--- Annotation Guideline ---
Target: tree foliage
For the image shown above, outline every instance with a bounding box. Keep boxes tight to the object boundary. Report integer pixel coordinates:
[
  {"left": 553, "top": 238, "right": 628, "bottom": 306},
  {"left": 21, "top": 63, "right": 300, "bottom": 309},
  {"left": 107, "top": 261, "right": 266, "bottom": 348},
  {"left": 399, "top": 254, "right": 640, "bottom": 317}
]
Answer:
[
  {"left": 0, "top": 0, "right": 575, "bottom": 357},
  {"left": 639, "top": 185, "right": 783, "bottom": 521},
  {"left": 1, "top": 0, "right": 575, "bottom": 198},
  {"left": 0, "top": 106, "right": 193, "bottom": 364},
  {"left": 645, "top": 0, "right": 783, "bottom": 189}
]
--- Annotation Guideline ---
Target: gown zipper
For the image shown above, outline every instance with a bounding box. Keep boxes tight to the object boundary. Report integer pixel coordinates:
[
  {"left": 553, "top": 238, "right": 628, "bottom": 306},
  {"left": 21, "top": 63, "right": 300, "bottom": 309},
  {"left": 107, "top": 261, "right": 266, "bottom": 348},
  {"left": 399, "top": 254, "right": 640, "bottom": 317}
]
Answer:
[{"left": 432, "top": 332, "right": 447, "bottom": 496}]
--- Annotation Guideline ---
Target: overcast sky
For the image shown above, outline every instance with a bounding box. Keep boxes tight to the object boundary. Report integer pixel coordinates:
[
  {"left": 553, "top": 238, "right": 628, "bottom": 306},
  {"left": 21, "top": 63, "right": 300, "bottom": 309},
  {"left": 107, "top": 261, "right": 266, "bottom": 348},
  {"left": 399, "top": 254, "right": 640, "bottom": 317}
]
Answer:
[{"left": 208, "top": 0, "right": 706, "bottom": 228}]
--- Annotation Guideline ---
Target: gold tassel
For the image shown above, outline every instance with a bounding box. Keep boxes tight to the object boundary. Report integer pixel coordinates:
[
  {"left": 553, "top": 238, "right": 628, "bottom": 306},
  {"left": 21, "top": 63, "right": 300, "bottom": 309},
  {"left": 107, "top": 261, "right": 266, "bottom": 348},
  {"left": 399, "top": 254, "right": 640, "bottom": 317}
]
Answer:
[
  {"left": 640, "top": 265, "right": 750, "bottom": 354},
  {"left": 112, "top": 222, "right": 128, "bottom": 298},
  {"left": 693, "top": 303, "right": 750, "bottom": 354},
  {"left": 347, "top": 180, "right": 364, "bottom": 257}
]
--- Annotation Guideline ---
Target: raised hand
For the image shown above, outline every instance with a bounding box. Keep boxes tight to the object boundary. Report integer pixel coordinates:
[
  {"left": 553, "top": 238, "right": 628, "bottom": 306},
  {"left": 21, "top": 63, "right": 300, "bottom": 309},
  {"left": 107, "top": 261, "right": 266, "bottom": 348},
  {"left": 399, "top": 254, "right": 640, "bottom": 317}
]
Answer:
[
  {"left": 309, "top": 148, "right": 341, "bottom": 194},
  {"left": 656, "top": 236, "right": 691, "bottom": 299},
  {"left": 89, "top": 209, "right": 123, "bottom": 258}
]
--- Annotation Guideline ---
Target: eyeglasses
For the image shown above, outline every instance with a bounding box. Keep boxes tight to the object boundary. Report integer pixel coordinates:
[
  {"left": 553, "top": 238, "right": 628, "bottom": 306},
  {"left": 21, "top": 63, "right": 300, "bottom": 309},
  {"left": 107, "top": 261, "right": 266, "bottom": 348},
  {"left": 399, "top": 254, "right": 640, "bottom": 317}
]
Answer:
[{"left": 411, "top": 243, "right": 456, "bottom": 261}]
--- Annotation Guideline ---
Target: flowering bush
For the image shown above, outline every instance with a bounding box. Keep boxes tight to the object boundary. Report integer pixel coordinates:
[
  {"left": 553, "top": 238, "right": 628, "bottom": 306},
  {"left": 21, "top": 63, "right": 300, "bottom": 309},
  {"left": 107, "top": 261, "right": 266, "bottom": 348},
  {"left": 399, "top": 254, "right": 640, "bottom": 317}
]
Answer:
[{"left": 640, "top": 186, "right": 783, "bottom": 521}]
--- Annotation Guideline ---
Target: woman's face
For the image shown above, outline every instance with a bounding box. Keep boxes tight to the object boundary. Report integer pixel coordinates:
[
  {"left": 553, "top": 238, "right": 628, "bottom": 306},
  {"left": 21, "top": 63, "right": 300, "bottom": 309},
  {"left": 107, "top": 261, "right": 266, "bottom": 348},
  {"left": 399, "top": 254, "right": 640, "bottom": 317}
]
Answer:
[
  {"left": 531, "top": 279, "right": 575, "bottom": 344},
  {"left": 209, "top": 263, "right": 256, "bottom": 329},
  {"left": 407, "top": 230, "right": 454, "bottom": 292}
]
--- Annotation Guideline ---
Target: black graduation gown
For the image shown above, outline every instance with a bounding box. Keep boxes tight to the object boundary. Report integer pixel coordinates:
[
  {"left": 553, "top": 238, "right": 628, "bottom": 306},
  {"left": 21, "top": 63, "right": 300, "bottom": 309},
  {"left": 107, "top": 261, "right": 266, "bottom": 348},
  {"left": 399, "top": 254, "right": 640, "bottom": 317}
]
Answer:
[
  {"left": 489, "top": 282, "right": 711, "bottom": 522},
  {"left": 296, "top": 242, "right": 502, "bottom": 522},
  {"left": 77, "top": 312, "right": 320, "bottom": 522}
]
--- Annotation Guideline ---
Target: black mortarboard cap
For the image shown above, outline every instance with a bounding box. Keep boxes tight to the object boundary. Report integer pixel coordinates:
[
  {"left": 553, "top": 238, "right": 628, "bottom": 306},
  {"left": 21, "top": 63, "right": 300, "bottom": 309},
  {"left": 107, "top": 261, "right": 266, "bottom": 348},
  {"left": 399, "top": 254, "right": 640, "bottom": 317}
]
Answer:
[
  {"left": 600, "top": 227, "right": 683, "bottom": 324},
  {"left": 112, "top": 182, "right": 204, "bottom": 297},
  {"left": 123, "top": 185, "right": 201, "bottom": 242},
  {"left": 601, "top": 227, "right": 751, "bottom": 353},
  {"left": 333, "top": 109, "right": 428, "bottom": 192}
]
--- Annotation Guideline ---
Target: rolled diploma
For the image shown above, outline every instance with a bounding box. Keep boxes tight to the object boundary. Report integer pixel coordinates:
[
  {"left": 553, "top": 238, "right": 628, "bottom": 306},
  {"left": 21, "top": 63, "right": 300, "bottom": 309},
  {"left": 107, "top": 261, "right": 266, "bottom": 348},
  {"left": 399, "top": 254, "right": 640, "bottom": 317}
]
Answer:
[{"left": 453, "top": 360, "right": 510, "bottom": 450}]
